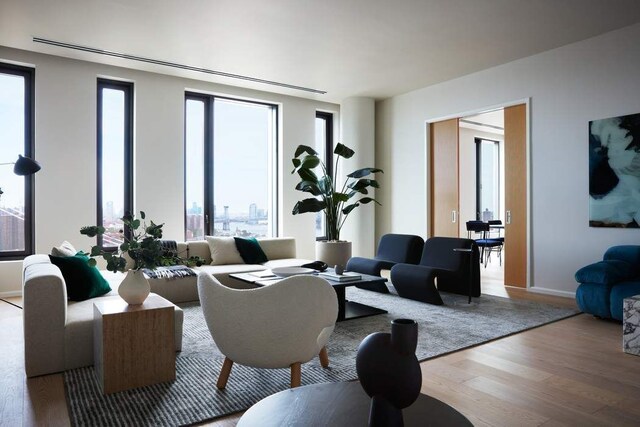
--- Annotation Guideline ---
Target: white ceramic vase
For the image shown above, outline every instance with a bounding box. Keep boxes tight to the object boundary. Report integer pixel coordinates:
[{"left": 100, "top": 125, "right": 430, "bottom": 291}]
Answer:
[
  {"left": 118, "top": 269, "right": 150, "bottom": 305},
  {"left": 316, "top": 241, "right": 353, "bottom": 268}
]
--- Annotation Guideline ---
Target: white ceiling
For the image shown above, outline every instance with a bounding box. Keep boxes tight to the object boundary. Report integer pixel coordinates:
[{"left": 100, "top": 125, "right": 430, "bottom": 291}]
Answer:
[
  {"left": 461, "top": 109, "right": 504, "bottom": 134},
  {"left": 1, "top": 0, "right": 640, "bottom": 103}
]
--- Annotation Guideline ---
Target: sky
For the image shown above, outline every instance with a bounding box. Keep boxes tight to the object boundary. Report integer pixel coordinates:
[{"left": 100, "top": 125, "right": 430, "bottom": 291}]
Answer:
[
  {"left": 0, "top": 73, "right": 26, "bottom": 209},
  {"left": 186, "top": 98, "right": 272, "bottom": 216},
  {"left": 102, "top": 88, "right": 126, "bottom": 216}
]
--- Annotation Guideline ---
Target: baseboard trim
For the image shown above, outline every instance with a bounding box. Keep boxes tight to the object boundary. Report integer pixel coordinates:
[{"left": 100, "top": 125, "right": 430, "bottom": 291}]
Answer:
[
  {"left": 529, "top": 287, "right": 575, "bottom": 298},
  {"left": 0, "top": 290, "right": 22, "bottom": 298}
]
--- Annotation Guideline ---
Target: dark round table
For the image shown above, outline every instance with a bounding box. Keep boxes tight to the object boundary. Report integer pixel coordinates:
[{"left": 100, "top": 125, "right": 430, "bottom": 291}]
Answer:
[{"left": 237, "top": 381, "right": 472, "bottom": 426}]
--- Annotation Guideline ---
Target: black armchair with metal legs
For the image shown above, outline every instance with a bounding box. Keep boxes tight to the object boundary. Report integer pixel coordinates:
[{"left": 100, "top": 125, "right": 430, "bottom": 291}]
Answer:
[
  {"left": 391, "top": 237, "right": 480, "bottom": 305},
  {"left": 346, "top": 234, "right": 424, "bottom": 293},
  {"left": 487, "top": 219, "right": 505, "bottom": 243}
]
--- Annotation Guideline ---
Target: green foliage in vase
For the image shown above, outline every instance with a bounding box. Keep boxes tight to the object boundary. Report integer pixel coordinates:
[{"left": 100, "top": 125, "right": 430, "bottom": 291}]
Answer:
[
  {"left": 291, "top": 143, "right": 383, "bottom": 241},
  {"left": 80, "top": 211, "right": 204, "bottom": 272}
]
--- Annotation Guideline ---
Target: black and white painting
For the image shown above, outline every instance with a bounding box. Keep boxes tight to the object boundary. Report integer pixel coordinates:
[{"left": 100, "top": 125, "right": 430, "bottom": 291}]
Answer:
[{"left": 590, "top": 112, "right": 640, "bottom": 227}]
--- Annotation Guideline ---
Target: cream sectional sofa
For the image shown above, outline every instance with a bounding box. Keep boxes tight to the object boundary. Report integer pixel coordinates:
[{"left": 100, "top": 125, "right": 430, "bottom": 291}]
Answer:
[
  {"left": 22, "top": 237, "right": 308, "bottom": 377},
  {"left": 22, "top": 255, "right": 185, "bottom": 377},
  {"left": 158, "top": 237, "right": 311, "bottom": 303}
]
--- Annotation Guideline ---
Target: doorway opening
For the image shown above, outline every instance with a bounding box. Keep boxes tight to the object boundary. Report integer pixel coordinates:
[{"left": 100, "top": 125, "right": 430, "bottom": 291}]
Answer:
[
  {"left": 428, "top": 102, "right": 527, "bottom": 290},
  {"left": 459, "top": 109, "right": 505, "bottom": 290}
]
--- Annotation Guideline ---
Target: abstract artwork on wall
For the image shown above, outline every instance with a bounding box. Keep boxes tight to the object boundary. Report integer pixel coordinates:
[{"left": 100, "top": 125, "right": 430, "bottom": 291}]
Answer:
[{"left": 589, "top": 112, "right": 640, "bottom": 227}]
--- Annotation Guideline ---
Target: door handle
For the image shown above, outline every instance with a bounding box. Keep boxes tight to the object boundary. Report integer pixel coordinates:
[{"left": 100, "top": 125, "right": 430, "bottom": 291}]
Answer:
[
  {"left": 451, "top": 210, "right": 457, "bottom": 224},
  {"left": 506, "top": 210, "right": 512, "bottom": 225}
]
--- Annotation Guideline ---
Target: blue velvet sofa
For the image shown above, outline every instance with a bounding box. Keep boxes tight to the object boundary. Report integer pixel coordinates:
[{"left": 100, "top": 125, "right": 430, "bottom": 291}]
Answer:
[{"left": 575, "top": 245, "right": 640, "bottom": 321}]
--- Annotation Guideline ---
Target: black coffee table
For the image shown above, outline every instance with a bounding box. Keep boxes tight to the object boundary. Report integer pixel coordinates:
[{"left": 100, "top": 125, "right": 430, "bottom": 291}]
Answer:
[
  {"left": 237, "top": 381, "right": 472, "bottom": 427},
  {"left": 229, "top": 270, "right": 388, "bottom": 322}
]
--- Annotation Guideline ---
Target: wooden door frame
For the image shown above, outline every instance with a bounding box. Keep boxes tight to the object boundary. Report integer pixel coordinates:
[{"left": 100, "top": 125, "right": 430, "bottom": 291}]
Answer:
[{"left": 424, "top": 98, "right": 531, "bottom": 288}]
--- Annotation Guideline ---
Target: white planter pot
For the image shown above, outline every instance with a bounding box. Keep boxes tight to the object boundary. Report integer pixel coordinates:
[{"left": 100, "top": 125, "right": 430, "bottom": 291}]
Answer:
[
  {"left": 316, "top": 241, "right": 353, "bottom": 268},
  {"left": 118, "top": 269, "right": 151, "bottom": 305}
]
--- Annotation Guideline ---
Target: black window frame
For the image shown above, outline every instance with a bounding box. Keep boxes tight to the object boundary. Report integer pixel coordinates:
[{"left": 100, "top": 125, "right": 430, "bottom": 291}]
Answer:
[
  {"left": 97, "top": 78, "right": 134, "bottom": 250},
  {"left": 0, "top": 62, "right": 35, "bottom": 260},
  {"left": 315, "top": 111, "right": 333, "bottom": 241},
  {"left": 184, "top": 92, "right": 279, "bottom": 239},
  {"left": 475, "top": 137, "right": 500, "bottom": 221}
]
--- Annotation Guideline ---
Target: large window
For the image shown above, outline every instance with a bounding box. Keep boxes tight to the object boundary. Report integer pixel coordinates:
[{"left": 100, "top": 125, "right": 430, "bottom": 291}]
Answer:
[
  {"left": 0, "top": 63, "right": 35, "bottom": 259},
  {"left": 475, "top": 138, "right": 500, "bottom": 221},
  {"left": 185, "top": 94, "right": 277, "bottom": 240},
  {"left": 97, "top": 79, "right": 133, "bottom": 249},
  {"left": 314, "top": 112, "right": 333, "bottom": 239}
]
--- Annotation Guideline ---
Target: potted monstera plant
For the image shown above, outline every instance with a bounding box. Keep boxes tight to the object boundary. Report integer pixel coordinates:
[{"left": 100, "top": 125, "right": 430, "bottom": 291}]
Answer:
[{"left": 291, "top": 143, "right": 382, "bottom": 266}]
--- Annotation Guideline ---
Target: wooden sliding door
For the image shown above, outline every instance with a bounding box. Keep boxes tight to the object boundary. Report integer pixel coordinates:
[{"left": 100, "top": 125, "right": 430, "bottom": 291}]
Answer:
[
  {"left": 504, "top": 104, "right": 527, "bottom": 287},
  {"left": 429, "top": 119, "right": 459, "bottom": 238}
]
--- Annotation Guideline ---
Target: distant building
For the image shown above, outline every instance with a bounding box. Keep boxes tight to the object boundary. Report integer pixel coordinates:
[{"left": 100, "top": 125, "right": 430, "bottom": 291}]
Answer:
[
  {"left": 188, "top": 201, "right": 202, "bottom": 215},
  {"left": 249, "top": 203, "right": 257, "bottom": 224},
  {"left": 0, "top": 209, "right": 25, "bottom": 251},
  {"left": 186, "top": 213, "right": 204, "bottom": 239},
  {"left": 105, "top": 201, "right": 114, "bottom": 223},
  {"left": 223, "top": 206, "right": 230, "bottom": 231}
]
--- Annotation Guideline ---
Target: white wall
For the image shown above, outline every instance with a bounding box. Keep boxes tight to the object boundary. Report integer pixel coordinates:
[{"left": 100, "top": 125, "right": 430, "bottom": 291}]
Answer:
[
  {"left": 0, "top": 46, "right": 339, "bottom": 295},
  {"left": 376, "top": 23, "right": 640, "bottom": 296},
  {"left": 340, "top": 97, "right": 376, "bottom": 257}
]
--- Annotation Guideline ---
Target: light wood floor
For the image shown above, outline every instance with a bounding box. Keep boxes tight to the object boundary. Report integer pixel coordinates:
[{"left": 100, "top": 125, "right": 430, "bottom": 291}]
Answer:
[{"left": 2, "top": 264, "right": 638, "bottom": 426}]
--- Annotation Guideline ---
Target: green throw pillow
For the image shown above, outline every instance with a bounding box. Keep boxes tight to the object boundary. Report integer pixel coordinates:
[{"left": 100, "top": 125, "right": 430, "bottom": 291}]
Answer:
[
  {"left": 233, "top": 237, "right": 268, "bottom": 264},
  {"left": 49, "top": 253, "right": 112, "bottom": 301}
]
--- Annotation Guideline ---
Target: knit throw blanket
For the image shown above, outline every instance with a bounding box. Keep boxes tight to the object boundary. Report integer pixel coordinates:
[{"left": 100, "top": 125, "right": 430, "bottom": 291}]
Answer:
[
  {"left": 143, "top": 265, "right": 196, "bottom": 280},
  {"left": 160, "top": 240, "right": 178, "bottom": 256}
]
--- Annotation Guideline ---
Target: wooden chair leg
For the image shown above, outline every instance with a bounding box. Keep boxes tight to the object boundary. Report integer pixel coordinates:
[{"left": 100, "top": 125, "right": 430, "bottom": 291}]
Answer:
[
  {"left": 319, "top": 346, "right": 329, "bottom": 368},
  {"left": 290, "top": 362, "right": 301, "bottom": 388},
  {"left": 217, "top": 357, "right": 234, "bottom": 390}
]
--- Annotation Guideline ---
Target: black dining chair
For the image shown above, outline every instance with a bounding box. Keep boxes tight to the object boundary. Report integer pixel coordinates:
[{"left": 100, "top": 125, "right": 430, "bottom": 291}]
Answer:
[
  {"left": 487, "top": 219, "right": 505, "bottom": 243},
  {"left": 466, "top": 220, "right": 503, "bottom": 267}
]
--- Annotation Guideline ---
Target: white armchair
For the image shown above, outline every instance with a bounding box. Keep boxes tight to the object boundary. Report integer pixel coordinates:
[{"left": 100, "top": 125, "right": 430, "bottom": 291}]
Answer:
[{"left": 197, "top": 272, "right": 338, "bottom": 388}]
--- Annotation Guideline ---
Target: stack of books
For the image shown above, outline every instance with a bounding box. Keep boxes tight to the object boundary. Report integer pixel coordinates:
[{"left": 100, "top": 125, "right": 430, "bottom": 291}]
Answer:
[{"left": 318, "top": 271, "right": 362, "bottom": 282}]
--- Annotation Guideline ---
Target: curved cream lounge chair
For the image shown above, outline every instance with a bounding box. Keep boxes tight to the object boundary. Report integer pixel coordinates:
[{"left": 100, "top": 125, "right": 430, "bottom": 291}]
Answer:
[{"left": 197, "top": 272, "right": 338, "bottom": 388}]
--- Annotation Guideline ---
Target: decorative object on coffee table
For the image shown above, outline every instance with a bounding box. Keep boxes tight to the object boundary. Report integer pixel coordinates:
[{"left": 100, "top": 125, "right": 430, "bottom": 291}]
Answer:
[
  {"left": 356, "top": 318, "right": 422, "bottom": 426},
  {"left": 271, "top": 266, "right": 316, "bottom": 278},
  {"left": 81, "top": 211, "right": 202, "bottom": 305},
  {"left": 291, "top": 143, "right": 383, "bottom": 266}
]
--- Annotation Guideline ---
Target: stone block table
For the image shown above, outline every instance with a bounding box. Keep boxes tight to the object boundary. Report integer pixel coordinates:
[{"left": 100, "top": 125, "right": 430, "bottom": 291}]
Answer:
[{"left": 623, "top": 295, "right": 640, "bottom": 356}]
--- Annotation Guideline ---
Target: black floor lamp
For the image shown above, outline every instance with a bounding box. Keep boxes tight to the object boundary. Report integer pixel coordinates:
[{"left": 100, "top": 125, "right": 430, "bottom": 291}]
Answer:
[
  {"left": 0, "top": 154, "right": 40, "bottom": 309},
  {"left": 0, "top": 154, "right": 42, "bottom": 198}
]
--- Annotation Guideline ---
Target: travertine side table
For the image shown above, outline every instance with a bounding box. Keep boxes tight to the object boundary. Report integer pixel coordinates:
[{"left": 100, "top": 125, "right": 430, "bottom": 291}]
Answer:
[{"left": 623, "top": 295, "right": 640, "bottom": 356}]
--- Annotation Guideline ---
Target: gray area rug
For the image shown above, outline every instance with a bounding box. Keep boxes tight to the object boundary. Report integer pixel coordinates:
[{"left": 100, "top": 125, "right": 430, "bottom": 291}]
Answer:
[{"left": 65, "top": 288, "right": 579, "bottom": 426}]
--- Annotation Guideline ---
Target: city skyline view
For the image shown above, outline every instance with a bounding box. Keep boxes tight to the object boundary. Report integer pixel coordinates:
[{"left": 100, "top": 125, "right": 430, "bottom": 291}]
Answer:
[{"left": 185, "top": 97, "right": 275, "bottom": 240}]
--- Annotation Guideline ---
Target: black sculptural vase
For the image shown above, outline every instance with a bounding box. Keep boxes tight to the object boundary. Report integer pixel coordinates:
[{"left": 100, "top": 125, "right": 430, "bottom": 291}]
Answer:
[{"left": 356, "top": 318, "right": 422, "bottom": 427}]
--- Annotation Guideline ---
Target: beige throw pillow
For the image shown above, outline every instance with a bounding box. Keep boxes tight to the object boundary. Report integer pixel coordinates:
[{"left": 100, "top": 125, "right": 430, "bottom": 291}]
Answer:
[
  {"left": 51, "top": 240, "right": 77, "bottom": 257},
  {"left": 205, "top": 236, "right": 244, "bottom": 265}
]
